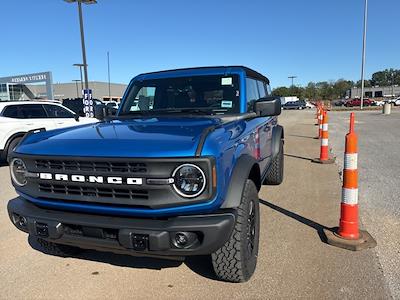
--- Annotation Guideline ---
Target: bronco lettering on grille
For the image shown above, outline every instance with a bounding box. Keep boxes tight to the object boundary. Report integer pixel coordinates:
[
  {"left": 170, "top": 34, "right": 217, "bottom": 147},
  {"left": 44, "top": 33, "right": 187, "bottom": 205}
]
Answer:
[{"left": 39, "top": 173, "right": 143, "bottom": 185}]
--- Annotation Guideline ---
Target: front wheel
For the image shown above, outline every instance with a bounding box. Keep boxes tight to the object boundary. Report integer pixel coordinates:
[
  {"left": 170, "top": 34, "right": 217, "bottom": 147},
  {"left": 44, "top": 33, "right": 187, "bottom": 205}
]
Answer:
[
  {"left": 211, "top": 180, "right": 260, "bottom": 282},
  {"left": 6, "top": 137, "right": 22, "bottom": 163}
]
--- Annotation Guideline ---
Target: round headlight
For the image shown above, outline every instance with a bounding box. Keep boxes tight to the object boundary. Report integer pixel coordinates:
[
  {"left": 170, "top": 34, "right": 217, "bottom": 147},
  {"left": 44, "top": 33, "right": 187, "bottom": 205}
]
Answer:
[
  {"left": 10, "top": 158, "right": 27, "bottom": 187},
  {"left": 172, "top": 164, "right": 206, "bottom": 198}
]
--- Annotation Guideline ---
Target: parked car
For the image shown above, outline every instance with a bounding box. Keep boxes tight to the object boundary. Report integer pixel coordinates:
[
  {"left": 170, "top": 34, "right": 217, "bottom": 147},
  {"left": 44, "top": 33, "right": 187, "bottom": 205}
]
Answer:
[
  {"left": 7, "top": 66, "right": 284, "bottom": 283},
  {"left": 0, "top": 101, "right": 97, "bottom": 162},
  {"left": 372, "top": 100, "right": 385, "bottom": 106},
  {"left": 344, "top": 98, "right": 372, "bottom": 107},
  {"left": 283, "top": 101, "right": 303, "bottom": 109},
  {"left": 305, "top": 101, "right": 315, "bottom": 109},
  {"left": 62, "top": 98, "right": 104, "bottom": 117},
  {"left": 395, "top": 98, "right": 400, "bottom": 106},
  {"left": 333, "top": 99, "right": 345, "bottom": 106}
]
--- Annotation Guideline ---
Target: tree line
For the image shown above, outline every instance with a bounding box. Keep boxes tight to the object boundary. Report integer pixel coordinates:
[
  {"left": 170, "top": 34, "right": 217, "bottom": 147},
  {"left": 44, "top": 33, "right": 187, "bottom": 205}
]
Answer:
[{"left": 272, "top": 68, "right": 400, "bottom": 100}]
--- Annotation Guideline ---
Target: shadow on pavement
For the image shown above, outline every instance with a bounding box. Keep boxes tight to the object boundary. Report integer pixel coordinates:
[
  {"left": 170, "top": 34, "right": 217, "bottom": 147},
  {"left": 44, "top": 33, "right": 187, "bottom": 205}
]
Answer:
[
  {"left": 288, "top": 134, "right": 316, "bottom": 139},
  {"left": 28, "top": 235, "right": 217, "bottom": 278},
  {"left": 28, "top": 235, "right": 183, "bottom": 270},
  {"left": 259, "top": 199, "right": 331, "bottom": 243},
  {"left": 284, "top": 153, "right": 313, "bottom": 162},
  {"left": 185, "top": 255, "right": 218, "bottom": 281}
]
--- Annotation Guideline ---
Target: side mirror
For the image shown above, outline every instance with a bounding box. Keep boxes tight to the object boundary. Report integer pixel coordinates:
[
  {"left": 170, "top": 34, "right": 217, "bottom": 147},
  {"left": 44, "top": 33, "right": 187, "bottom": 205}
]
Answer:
[
  {"left": 74, "top": 114, "right": 79, "bottom": 121},
  {"left": 254, "top": 96, "right": 282, "bottom": 117},
  {"left": 94, "top": 104, "right": 108, "bottom": 120}
]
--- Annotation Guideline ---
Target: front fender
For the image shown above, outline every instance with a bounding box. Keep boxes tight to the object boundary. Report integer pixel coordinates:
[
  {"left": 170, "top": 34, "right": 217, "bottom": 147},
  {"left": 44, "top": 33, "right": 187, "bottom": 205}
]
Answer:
[
  {"left": 220, "top": 154, "right": 258, "bottom": 209},
  {"left": 271, "top": 125, "right": 284, "bottom": 158}
]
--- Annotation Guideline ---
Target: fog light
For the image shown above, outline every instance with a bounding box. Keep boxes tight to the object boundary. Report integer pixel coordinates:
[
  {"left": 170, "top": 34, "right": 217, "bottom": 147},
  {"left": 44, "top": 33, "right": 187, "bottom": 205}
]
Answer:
[
  {"left": 18, "top": 216, "right": 27, "bottom": 227},
  {"left": 172, "top": 232, "right": 199, "bottom": 249},
  {"left": 12, "top": 213, "right": 27, "bottom": 228},
  {"left": 175, "top": 232, "right": 188, "bottom": 246}
]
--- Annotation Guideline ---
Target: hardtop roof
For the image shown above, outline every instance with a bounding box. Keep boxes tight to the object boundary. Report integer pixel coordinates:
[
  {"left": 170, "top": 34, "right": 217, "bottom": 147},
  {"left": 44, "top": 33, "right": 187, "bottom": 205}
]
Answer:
[{"left": 136, "top": 66, "right": 270, "bottom": 84}]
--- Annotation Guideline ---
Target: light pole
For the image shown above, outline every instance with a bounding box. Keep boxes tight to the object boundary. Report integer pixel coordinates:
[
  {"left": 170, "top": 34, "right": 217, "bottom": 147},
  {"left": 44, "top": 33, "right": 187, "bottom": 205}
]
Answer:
[
  {"left": 73, "top": 63, "right": 85, "bottom": 93},
  {"left": 360, "top": 0, "right": 368, "bottom": 110},
  {"left": 72, "top": 80, "right": 80, "bottom": 98},
  {"left": 391, "top": 72, "right": 394, "bottom": 98},
  {"left": 65, "top": 0, "right": 97, "bottom": 92}
]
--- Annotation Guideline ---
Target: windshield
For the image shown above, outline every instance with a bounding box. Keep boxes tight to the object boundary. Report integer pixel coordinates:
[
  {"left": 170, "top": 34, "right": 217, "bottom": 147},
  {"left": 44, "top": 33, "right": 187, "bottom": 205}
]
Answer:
[{"left": 119, "top": 75, "right": 240, "bottom": 116}]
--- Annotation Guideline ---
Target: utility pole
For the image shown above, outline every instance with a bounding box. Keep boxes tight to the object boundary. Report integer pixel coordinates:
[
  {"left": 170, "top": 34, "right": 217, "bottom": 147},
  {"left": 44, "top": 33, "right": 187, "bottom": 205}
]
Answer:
[
  {"left": 107, "top": 51, "right": 111, "bottom": 98},
  {"left": 360, "top": 0, "right": 368, "bottom": 110},
  {"left": 288, "top": 76, "right": 297, "bottom": 87}
]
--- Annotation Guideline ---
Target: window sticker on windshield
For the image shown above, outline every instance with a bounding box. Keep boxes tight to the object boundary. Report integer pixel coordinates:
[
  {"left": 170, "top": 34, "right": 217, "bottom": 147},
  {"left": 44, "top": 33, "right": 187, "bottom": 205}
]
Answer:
[
  {"left": 221, "top": 77, "right": 232, "bottom": 85},
  {"left": 221, "top": 100, "right": 233, "bottom": 108}
]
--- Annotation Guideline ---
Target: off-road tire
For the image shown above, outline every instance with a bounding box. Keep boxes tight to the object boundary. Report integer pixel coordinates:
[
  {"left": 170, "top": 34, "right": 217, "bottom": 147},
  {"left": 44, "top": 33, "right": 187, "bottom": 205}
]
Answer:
[
  {"left": 36, "top": 237, "right": 83, "bottom": 256},
  {"left": 211, "top": 179, "right": 260, "bottom": 282},
  {"left": 6, "top": 137, "right": 22, "bottom": 163},
  {"left": 264, "top": 139, "right": 284, "bottom": 185}
]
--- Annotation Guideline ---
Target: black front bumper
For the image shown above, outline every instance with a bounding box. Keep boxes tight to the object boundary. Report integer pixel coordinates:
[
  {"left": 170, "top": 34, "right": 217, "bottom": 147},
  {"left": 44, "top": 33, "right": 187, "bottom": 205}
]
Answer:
[{"left": 7, "top": 197, "right": 235, "bottom": 259}]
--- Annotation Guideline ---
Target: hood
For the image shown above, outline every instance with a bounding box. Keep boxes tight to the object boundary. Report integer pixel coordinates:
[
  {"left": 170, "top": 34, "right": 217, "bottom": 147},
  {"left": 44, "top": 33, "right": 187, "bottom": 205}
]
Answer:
[{"left": 16, "top": 117, "right": 222, "bottom": 158}]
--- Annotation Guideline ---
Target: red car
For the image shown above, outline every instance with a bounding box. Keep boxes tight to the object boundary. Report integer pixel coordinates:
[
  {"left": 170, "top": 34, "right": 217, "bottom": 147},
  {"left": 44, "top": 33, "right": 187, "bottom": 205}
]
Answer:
[{"left": 345, "top": 98, "right": 372, "bottom": 107}]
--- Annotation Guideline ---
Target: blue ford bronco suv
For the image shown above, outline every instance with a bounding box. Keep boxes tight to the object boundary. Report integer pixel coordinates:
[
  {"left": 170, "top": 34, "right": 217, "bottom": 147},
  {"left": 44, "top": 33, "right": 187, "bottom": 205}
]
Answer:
[{"left": 7, "top": 66, "right": 284, "bottom": 282}]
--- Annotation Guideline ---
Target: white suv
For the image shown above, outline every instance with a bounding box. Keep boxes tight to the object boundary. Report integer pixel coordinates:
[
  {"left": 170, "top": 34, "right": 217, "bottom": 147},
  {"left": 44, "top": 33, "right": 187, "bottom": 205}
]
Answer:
[{"left": 0, "top": 101, "right": 97, "bottom": 161}]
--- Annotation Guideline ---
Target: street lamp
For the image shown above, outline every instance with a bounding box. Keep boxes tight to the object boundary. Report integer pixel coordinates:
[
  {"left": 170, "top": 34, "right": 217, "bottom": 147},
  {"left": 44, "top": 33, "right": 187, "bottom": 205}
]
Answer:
[
  {"left": 360, "top": 0, "right": 368, "bottom": 110},
  {"left": 72, "top": 79, "right": 81, "bottom": 98},
  {"left": 64, "top": 0, "right": 97, "bottom": 92},
  {"left": 73, "top": 63, "right": 85, "bottom": 93}
]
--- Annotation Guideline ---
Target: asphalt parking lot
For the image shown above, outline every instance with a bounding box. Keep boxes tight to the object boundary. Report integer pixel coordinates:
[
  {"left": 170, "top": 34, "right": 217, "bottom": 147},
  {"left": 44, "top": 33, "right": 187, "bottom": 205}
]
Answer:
[
  {"left": 329, "top": 108, "right": 400, "bottom": 300},
  {"left": 0, "top": 110, "right": 393, "bottom": 299}
]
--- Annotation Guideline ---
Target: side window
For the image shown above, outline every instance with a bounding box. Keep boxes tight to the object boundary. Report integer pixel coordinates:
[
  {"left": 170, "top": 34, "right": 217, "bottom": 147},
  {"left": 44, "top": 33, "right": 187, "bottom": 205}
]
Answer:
[
  {"left": 44, "top": 105, "right": 75, "bottom": 118},
  {"left": 257, "top": 81, "right": 266, "bottom": 98},
  {"left": 2, "top": 106, "right": 23, "bottom": 118},
  {"left": 246, "top": 78, "right": 259, "bottom": 112},
  {"left": 21, "top": 104, "right": 47, "bottom": 119},
  {"left": 132, "top": 87, "right": 156, "bottom": 111},
  {"left": 265, "top": 83, "right": 272, "bottom": 96}
]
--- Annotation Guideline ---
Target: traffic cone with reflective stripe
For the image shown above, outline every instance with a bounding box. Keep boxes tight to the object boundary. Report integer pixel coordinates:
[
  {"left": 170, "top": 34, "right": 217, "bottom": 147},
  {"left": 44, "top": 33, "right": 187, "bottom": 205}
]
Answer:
[
  {"left": 315, "top": 106, "right": 320, "bottom": 126},
  {"left": 312, "top": 111, "right": 335, "bottom": 164},
  {"left": 339, "top": 112, "right": 359, "bottom": 238},
  {"left": 315, "top": 107, "right": 323, "bottom": 138},
  {"left": 324, "top": 113, "right": 376, "bottom": 251}
]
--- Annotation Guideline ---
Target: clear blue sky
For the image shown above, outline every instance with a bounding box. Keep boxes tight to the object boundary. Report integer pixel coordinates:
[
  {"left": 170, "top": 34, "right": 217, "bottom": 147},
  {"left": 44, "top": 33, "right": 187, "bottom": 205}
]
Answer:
[{"left": 1, "top": 0, "right": 399, "bottom": 88}]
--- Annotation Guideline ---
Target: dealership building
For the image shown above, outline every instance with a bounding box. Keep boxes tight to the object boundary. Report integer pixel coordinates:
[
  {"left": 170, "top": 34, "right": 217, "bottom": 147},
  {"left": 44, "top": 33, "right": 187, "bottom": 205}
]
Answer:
[
  {"left": 0, "top": 71, "right": 127, "bottom": 102},
  {"left": 349, "top": 85, "right": 400, "bottom": 98}
]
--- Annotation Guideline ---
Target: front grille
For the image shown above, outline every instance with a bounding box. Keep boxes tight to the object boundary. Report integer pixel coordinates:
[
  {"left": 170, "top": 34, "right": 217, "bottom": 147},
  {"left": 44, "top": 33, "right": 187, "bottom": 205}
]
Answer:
[
  {"left": 39, "top": 183, "right": 149, "bottom": 200},
  {"left": 35, "top": 160, "right": 147, "bottom": 173}
]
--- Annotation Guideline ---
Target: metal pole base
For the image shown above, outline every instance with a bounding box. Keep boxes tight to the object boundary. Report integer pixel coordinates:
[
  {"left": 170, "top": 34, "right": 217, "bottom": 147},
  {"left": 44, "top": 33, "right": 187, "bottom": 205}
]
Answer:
[
  {"left": 323, "top": 227, "right": 377, "bottom": 251},
  {"left": 311, "top": 157, "right": 336, "bottom": 164}
]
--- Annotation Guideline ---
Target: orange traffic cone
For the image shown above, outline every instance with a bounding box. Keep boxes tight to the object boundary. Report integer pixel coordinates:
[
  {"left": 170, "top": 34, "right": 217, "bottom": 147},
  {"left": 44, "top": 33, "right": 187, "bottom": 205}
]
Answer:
[
  {"left": 312, "top": 110, "right": 335, "bottom": 164},
  {"left": 324, "top": 113, "right": 376, "bottom": 250},
  {"left": 315, "top": 107, "right": 323, "bottom": 138}
]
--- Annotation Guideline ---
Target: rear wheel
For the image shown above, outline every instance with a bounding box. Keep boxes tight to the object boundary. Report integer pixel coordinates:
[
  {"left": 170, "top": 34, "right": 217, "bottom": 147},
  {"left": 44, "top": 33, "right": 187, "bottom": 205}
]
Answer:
[
  {"left": 211, "top": 180, "right": 260, "bottom": 282},
  {"left": 264, "top": 139, "right": 284, "bottom": 185},
  {"left": 6, "top": 137, "right": 22, "bottom": 163}
]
